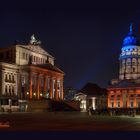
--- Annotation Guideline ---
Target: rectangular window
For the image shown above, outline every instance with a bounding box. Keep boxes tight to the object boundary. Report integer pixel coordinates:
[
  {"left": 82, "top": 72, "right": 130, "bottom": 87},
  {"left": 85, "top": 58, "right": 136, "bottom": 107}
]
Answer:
[
  {"left": 111, "top": 102, "right": 114, "bottom": 108},
  {"left": 23, "top": 52, "right": 25, "bottom": 59},
  {"left": 117, "top": 102, "right": 120, "bottom": 108},
  {"left": 130, "top": 102, "right": 134, "bottom": 108},
  {"left": 26, "top": 54, "right": 28, "bottom": 60}
]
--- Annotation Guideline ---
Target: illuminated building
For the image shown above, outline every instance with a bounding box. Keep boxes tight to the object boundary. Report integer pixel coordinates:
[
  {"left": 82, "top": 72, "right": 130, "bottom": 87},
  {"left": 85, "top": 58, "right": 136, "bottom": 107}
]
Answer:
[
  {"left": 74, "top": 83, "right": 107, "bottom": 112},
  {"left": 108, "top": 24, "right": 140, "bottom": 111},
  {"left": 0, "top": 35, "right": 64, "bottom": 112}
]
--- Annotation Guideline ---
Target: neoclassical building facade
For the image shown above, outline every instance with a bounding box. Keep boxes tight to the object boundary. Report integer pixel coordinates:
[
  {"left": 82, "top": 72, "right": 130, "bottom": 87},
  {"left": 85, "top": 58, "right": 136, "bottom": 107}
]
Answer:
[
  {"left": 0, "top": 35, "right": 64, "bottom": 111},
  {"left": 108, "top": 24, "right": 140, "bottom": 110}
]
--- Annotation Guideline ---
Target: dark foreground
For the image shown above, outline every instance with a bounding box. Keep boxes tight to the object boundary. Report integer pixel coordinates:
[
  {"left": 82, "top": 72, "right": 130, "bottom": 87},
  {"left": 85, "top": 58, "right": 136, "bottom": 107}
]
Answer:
[{"left": 1, "top": 112, "right": 140, "bottom": 131}]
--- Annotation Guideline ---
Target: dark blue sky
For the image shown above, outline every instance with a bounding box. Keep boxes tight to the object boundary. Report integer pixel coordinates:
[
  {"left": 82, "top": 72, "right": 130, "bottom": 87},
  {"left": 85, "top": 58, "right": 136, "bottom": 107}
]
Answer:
[{"left": 1, "top": 1, "right": 140, "bottom": 89}]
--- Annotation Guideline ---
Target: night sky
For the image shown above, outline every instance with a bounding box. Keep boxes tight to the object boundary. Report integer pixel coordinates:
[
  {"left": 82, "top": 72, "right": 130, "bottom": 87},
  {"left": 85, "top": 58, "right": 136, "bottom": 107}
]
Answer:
[{"left": 1, "top": 1, "right": 140, "bottom": 89}]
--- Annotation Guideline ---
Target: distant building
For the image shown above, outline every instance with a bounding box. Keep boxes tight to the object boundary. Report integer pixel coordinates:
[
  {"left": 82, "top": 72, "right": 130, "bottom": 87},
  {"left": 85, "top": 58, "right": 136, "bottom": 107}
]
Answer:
[
  {"left": 74, "top": 83, "right": 107, "bottom": 112},
  {"left": 64, "top": 87, "right": 77, "bottom": 100},
  {"left": 108, "top": 24, "right": 140, "bottom": 112},
  {"left": 0, "top": 35, "right": 64, "bottom": 112}
]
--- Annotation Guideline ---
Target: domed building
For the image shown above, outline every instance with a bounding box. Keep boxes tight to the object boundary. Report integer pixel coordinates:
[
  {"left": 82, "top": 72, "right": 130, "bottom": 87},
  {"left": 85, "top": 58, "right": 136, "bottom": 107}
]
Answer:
[
  {"left": 119, "top": 24, "right": 140, "bottom": 80},
  {"left": 108, "top": 24, "right": 140, "bottom": 114}
]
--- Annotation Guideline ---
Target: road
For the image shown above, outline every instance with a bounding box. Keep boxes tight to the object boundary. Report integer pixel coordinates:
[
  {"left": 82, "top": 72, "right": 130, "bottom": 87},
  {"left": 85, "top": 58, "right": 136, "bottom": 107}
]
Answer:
[{"left": 1, "top": 112, "right": 140, "bottom": 131}]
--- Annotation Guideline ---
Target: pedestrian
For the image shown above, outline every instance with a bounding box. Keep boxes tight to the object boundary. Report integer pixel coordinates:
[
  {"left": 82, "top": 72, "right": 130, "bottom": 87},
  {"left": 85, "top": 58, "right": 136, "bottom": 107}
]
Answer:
[{"left": 88, "top": 107, "right": 92, "bottom": 116}]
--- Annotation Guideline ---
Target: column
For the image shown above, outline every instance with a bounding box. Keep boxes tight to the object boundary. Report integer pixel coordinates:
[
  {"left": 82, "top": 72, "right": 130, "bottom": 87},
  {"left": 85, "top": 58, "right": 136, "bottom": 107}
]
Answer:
[
  {"left": 49, "top": 78, "right": 53, "bottom": 99},
  {"left": 134, "top": 94, "right": 137, "bottom": 108},
  {"left": 37, "top": 74, "right": 40, "bottom": 100},
  {"left": 55, "top": 79, "right": 58, "bottom": 100},
  {"left": 127, "top": 94, "right": 130, "bottom": 108},
  {"left": 120, "top": 93, "right": 123, "bottom": 108},
  {"left": 19, "top": 75, "right": 23, "bottom": 99},
  {"left": 60, "top": 79, "right": 64, "bottom": 100},
  {"left": 15, "top": 74, "right": 17, "bottom": 96},
  {"left": 92, "top": 97, "right": 96, "bottom": 110},
  {"left": 108, "top": 93, "right": 111, "bottom": 108},
  {"left": 1, "top": 71, "right": 5, "bottom": 95},
  {"left": 114, "top": 94, "right": 116, "bottom": 108},
  {"left": 137, "top": 58, "right": 138, "bottom": 74},
  {"left": 44, "top": 76, "right": 47, "bottom": 96},
  {"left": 29, "top": 72, "right": 32, "bottom": 99},
  {"left": 16, "top": 72, "right": 21, "bottom": 99}
]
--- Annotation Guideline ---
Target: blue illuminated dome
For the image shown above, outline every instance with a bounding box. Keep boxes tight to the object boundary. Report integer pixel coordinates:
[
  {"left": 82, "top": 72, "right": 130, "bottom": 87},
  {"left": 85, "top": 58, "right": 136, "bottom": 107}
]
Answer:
[{"left": 122, "top": 24, "right": 139, "bottom": 47}]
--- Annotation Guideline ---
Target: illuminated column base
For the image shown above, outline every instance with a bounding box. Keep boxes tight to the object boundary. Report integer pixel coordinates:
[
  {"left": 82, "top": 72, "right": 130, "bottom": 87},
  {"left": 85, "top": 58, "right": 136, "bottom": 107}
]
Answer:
[{"left": 92, "top": 97, "right": 96, "bottom": 110}]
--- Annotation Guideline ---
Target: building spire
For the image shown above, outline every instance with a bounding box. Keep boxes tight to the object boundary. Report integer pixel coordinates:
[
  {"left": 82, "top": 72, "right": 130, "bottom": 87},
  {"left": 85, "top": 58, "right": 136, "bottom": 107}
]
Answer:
[{"left": 129, "top": 23, "right": 133, "bottom": 35}]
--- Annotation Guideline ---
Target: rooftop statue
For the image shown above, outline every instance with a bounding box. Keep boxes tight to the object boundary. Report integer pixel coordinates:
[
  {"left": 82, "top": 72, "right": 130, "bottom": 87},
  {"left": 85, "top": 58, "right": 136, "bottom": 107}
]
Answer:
[{"left": 30, "top": 34, "right": 41, "bottom": 45}]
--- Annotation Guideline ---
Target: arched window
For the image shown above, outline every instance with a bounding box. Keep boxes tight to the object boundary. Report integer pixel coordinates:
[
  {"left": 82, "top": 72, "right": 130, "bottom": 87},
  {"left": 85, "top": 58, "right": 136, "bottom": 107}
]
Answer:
[
  {"left": 132, "top": 67, "right": 136, "bottom": 73},
  {"left": 9, "top": 75, "right": 11, "bottom": 81},
  {"left": 9, "top": 86, "right": 11, "bottom": 93},
  {"left": 132, "top": 58, "right": 137, "bottom": 65},
  {"left": 12, "top": 75, "right": 14, "bottom": 82},
  {"left": 5, "top": 74, "right": 8, "bottom": 81},
  {"left": 5, "top": 85, "right": 7, "bottom": 94},
  {"left": 126, "top": 58, "right": 131, "bottom": 65},
  {"left": 12, "top": 86, "right": 14, "bottom": 94}
]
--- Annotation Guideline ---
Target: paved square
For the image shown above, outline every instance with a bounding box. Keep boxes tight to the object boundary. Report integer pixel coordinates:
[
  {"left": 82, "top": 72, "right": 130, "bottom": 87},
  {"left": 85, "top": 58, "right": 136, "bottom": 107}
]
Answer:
[{"left": 1, "top": 112, "right": 140, "bottom": 131}]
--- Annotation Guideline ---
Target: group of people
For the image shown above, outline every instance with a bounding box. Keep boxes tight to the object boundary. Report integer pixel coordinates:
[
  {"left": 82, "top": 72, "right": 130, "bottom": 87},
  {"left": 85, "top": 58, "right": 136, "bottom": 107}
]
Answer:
[
  {"left": 109, "top": 108, "right": 137, "bottom": 117},
  {"left": 88, "top": 107, "right": 138, "bottom": 117},
  {"left": 88, "top": 107, "right": 108, "bottom": 116}
]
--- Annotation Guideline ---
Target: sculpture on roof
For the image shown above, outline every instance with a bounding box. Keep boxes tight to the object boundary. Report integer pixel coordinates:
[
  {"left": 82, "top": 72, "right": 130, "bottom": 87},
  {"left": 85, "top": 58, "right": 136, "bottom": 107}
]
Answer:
[{"left": 30, "top": 34, "right": 41, "bottom": 45}]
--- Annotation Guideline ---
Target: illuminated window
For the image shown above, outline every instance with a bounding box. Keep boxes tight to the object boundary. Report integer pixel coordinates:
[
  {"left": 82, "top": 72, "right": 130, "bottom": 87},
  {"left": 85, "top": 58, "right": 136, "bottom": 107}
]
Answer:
[
  {"left": 132, "top": 67, "right": 136, "bottom": 72},
  {"left": 130, "top": 102, "right": 134, "bottom": 108},
  {"left": 111, "top": 102, "right": 114, "bottom": 108},
  {"left": 80, "top": 100, "right": 86, "bottom": 110},
  {"left": 117, "top": 102, "right": 120, "bottom": 108}
]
